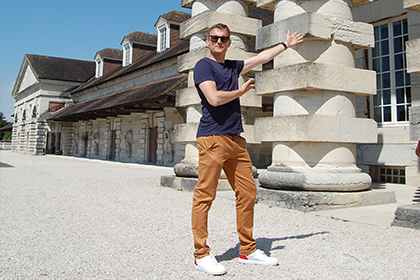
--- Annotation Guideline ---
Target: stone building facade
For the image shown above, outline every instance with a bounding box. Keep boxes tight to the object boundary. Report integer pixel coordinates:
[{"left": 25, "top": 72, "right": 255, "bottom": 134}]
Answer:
[
  {"left": 10, "top": 1, "right": 420, "bottom": 186},
  {"left": 11, "top": 55, "right": 95, "bottom": 155},
  {"left": 354, "top": 0, "right": 420, "bottom": 186},
  {"left": 11, "top": 11, "right": 191, "bottom": 166},
  {"left": 47, "top": 11, "right": 191, "bottom": 165}
]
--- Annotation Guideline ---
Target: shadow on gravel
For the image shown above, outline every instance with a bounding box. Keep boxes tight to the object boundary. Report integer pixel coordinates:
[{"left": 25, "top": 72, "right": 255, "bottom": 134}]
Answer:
[{"left": 216, "top": 231, "right": 329, "bottom": 262}]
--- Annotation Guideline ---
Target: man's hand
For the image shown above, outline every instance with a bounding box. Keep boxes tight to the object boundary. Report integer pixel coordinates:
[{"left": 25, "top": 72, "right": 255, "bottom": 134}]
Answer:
[
  {"left": 284, "top": 30, "right": 304, "bottom": 48},
  {"left": 240, "top": 78, "right": 255, "bottom": 94}
]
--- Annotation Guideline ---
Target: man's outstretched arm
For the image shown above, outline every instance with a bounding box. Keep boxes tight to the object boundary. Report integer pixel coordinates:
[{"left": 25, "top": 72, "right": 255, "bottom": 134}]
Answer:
[{"left": 241, "top": 30, "right": 304, "bottom": 75}]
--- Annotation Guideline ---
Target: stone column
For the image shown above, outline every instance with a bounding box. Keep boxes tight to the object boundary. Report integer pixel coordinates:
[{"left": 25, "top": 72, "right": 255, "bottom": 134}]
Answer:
[
  {"left": 255, "top": 0, "right": 377, "bottom": 191},
  {"left": 174, "top": 0, "right": 263, "bottom": 177}
]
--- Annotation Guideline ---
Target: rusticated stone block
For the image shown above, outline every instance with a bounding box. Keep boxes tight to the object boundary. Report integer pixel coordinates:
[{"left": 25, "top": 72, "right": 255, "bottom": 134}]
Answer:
[
  {"left": 255, "top": 62, "right": 376, "bottom": 96},
  {"left": 406, "top": 39, "right": 420, "bottom": 74},
  {"left": 242, "top": 124, "right": 259, "bottom": 144},
  {"left": 180, "top": 10, "right": 261, "bottom": 40},
  {"left": 256, "top": 12, "right": 373, "bottom": 51},
  {"left": 176, "top": 87, "right": 201, "bottom": 108},
  {"left": 239, "top": 89, "right": 262, "bottom": 108},
  {"left": 174, "top": 123, "right": 199, "bottom": 142},
  {"left": 255, "top": 115, "right": 377, "bottom": 143},
  {"left": 409, "top": 106, "right": 420, "bottom": 140},
  {"left": 404, "top": 0, "right": 420, "bottom": 12}
]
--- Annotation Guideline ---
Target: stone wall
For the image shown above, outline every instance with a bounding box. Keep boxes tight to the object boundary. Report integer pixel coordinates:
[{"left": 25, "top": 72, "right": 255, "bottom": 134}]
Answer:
[
  {"left": 67, "top": 109, "right": 185, "bottom": 166},
  {"left": 354, "top": 0, "right": 420, "bottom": 186}
]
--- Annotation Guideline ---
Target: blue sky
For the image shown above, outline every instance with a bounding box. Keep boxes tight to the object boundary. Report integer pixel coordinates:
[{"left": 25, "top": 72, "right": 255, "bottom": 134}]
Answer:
[{"left": 0, "top": 0, "right": 190, "bottom": 122}]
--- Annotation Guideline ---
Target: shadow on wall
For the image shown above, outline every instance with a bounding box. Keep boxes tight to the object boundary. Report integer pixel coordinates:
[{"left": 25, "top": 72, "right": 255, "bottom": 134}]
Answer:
[{"left": 366, "top": 133, "right": 384, "bottom": 182}]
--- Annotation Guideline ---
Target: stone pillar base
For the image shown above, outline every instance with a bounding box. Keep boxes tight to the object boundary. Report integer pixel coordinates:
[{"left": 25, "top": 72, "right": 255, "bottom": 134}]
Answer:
[
  {"left": 257, "top": 187, "right": 396, "bottom": 212},
  {"left": 259, "top": 165, "right": 372, "bottom": 192},
  {"left": 391, "top": 204, "right": 420, "bottom": 230},
  {"left": 173, "top": 161, "right": 198, "bottom": 177}
]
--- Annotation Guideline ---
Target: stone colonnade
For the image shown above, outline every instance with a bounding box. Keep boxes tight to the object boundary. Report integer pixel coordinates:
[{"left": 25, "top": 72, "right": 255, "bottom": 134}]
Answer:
[
  {"left": 174, "top": 0, "right": 263, "bottom": 177},
  {"left": 254, "top": 0, "right": 377, "bottom": 191},
  {"left": 11, "top": 119, "right": 48, "bottom": 155}
]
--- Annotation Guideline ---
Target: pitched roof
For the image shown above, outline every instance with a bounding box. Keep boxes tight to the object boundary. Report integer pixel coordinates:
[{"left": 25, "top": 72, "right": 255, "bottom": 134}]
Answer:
[
  {"left": 71, "top": 39, "right": 189, "bottom": 94},
  {"left": 123, "top": 31, "right": 157, "bottom": 46},
  {"left": 96, "top": 48, "right": 123, "bottom": 60},
  {"left": 26, "top": 54, "right": 95, "bottom": 83},
  {"left": 48, "top": 74, "right": 188, "bottom": 122},
  {"left": 158, "top": 10, "right": 191, "bottom": 24}
]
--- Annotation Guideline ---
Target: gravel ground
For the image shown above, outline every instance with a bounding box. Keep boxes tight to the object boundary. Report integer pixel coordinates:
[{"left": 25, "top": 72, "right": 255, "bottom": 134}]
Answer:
[{"left": 1, "top": 150, "right": 419, "bottom": 280}]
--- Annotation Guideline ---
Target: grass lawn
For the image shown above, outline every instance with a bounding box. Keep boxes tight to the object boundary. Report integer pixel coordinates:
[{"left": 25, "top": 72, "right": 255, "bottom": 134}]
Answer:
[{"left": 0, "top": 162, "right": 13, "bottom": 168}]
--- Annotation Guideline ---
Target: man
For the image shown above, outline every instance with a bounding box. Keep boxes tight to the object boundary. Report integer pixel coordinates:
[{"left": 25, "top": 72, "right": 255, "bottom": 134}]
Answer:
[{"left": 192, "top": 23, "right": 303, "bottom": 276}]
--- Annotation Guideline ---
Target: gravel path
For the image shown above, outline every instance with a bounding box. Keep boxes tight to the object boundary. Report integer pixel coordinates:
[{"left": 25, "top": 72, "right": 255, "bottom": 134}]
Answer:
[{"left": 1, "top": 151, "right": 419, "bottom": 279}]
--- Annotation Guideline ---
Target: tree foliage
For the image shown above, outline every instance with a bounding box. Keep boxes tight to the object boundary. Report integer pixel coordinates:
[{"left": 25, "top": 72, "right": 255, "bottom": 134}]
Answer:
[{"left": 0, "top": 112, "right": 12, "bottom": 140}]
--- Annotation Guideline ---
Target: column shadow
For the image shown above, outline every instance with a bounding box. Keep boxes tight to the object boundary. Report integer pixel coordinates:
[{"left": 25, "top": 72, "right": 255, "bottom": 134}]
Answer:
[{"left": 216, "top": 231, "right": 329, "bottom": 262}]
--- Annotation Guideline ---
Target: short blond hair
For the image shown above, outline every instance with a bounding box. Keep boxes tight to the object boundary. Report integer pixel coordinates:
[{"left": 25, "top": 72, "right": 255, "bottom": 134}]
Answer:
[{"left": 208, "top": 23, "right": 230, "bottom": 37}]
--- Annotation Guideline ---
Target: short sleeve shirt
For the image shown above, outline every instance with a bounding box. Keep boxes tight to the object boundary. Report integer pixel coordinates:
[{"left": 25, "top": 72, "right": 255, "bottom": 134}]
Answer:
[{"left": 194, "top": 57, "right": 244, "bottom": 137}]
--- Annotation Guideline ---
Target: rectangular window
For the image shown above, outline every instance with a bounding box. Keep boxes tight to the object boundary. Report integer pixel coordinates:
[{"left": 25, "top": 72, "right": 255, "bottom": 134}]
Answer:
[
  {"left": 368, "top": 17, "right": 411, "bottom": 125},
  {"left": 95, "top": 59, "right": 103, "bottom": 78},
  {"left": 377, "top": 166, "right": 406, "bottom": 184},
  {"left": 123, "top": 44, "right": 131, "bottom": 66},
  {"left": 158, "top": 25, "right": 168, "bottom": 52}
]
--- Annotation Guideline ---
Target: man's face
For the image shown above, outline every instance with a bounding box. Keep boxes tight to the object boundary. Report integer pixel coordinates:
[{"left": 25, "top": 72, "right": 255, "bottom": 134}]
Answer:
[{"left": 206, "top": 28, "right": 231, "bottom": 55}]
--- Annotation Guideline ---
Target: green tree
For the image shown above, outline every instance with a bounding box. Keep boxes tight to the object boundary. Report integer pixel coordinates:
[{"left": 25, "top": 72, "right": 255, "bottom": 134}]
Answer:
[{"left": 0, "top": 112, "right": 12, "bottom": 140}]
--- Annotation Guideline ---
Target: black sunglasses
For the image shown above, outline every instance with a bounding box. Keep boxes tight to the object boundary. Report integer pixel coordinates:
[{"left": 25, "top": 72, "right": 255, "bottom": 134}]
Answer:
[{"left": 209, "top": 35, "right": 230, "bottom": 43}]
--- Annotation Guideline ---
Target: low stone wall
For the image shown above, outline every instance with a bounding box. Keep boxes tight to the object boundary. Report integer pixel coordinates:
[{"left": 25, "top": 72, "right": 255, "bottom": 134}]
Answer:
[{"left": 0, "top": 140, "right": 11, "bottom": 150}]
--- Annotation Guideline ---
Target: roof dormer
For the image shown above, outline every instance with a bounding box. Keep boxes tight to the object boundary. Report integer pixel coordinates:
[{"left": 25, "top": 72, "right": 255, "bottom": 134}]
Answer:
[
  {"left": 121, "top": 38, "right": 133, "bottom": 67},
  {"left": 154, "top": 11, "right": 191, "bottom": 53},
  {"left": 94, "top": 48, "right": 123, "bottom": 77},
  {"left": 120, "top": 32, "right": 157, "bottom": 66},
  {"left": 156, "top": 21, "right": 169, "bottom": 53}
]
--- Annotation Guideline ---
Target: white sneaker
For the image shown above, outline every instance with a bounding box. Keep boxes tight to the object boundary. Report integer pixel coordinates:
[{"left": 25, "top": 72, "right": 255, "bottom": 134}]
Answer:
[
  {"left": 238, "top": 249, "right": 279, "bottom": 266},
  {"left": 194, "top": 254, "right": 227, "bottom": 275}
]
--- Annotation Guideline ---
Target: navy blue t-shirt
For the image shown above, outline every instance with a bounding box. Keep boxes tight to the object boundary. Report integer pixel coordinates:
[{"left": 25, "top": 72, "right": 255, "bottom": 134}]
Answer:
[{"left": 194, "top": 57, "right": 244, "bottom": 137}]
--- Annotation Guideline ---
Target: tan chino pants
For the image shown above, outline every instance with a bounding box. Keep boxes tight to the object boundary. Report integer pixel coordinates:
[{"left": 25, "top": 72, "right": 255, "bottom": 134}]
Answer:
[{"left": 192, "top": 134, "right": 257, "bottom": 259}]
